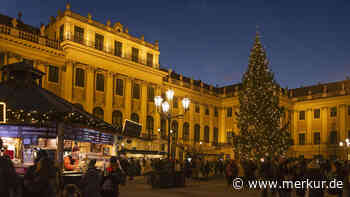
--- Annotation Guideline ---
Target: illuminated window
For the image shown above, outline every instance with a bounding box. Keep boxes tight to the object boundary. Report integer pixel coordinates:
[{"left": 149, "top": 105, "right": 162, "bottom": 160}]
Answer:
[
  {"left": 214, "top": 107, "right": 218, "bottom": 117},
  {"left": 96, "top": 73, "right": 104, "bottom": 92},
  {"left": 330, "top": 107, "right": 337, "bottom": 117},
  {"left": 314, "top": 109, "right": 320, "bottom": 119},
  {"left": 299, "top": 111, "right": 305, "bottom": 120},
  {"left": 131, "top": 47, "right": 139, "bottom": 62},
  {"left": 114, "top": 41, "right": 122, "bottom": 57},
  {"left": 182, "top": 122, "right": 189, "bottom": 141},
  {"left": 195, "top": 104, "right": 200, "bottom": 113},
  {"left": 194, "top": 124, "right": 200, "bottom": 142},
  {"left": 116, "top": 79, "right": 124, "bottom": 96},
  {"left": 147, "top": 53, "right": 153, "bottom": 67},
  {"left": 204, "top": 126, "right": 210, "bottom": 143},
  {"left": 48, "top": 65, "right": 59, "bottom": 83},
  {"left": 329, "top": 131, "right": 338, "bottom": 144},
  {"left": 146, "top": 116, "right": 154, "bottom": 137},
  {"left": 205, "top": 107, "right": 209, "bottom": 115},
  {"left": 132, "top": 83, "right": 140, "bottom": 99},
  {"left": 131, "top": 113, "right": 139, "bottom": 123},
  {"left": 147, "top": 86, "right": 154, "bottom": 102},
  {"left": 74, "top": 26, "right": 84, "bottom": 43},
  {"left": 75, "top": 68, "right": 85, "bottom": 87},
  {"left": 213, "top": 127, "right": 218, "bottom": 144},
  {"left": 112, "top": 110, "right": 123, "bottom": 128},
  {"left": 59, "top": 25, "right": 64, "bottom": 41},
  {"left": 95, "top": 33, "right": 104, "bottom": 50}
]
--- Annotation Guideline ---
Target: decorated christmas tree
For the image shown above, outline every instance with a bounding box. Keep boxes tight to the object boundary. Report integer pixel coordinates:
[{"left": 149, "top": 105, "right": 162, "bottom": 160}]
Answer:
[{"left": 233, "top": 32, "right": 293, "bottom": 161}]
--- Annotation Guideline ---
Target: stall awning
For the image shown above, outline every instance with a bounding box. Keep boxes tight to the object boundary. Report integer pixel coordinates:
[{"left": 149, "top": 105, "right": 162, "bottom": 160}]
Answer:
[{"left": 0, "top": 62, "right": 118, "bottom": 139}]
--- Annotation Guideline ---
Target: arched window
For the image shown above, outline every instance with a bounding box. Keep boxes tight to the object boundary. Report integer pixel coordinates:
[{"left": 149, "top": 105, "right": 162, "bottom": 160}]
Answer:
[
  {"left": 112, "top": 110, "right": 123, "bottom": 128},
  {"left": 93, "top": 107, "right": 104, "bottom": 120},
  {"left": 74, "top": 103, "right": 84, "bottom": 110},
  {"left": 160, "top": 118, "right": 166, "bottom": 138},
  {"left": 172, "top": 120, "right": 178, "bottom": 140},
  {"left": 182, "top": 122, "right": 189, "bottom": 141},
  {"left": 194, "top": 124, "right": 200, "bottom": 142},
  {"left": 131, "top": 113, "right": 139, "bottom": 123},
  {"left": 204, "top": 126, "right": 210, "bottom": 143},
  {"left": 146, "top": 116, "right": 154, "bottom": 137}
]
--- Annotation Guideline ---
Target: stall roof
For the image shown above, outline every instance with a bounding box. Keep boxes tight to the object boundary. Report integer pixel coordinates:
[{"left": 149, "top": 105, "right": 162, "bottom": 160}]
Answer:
[{"left": 0, "top": 62, "right": 119, "bottom": 134}]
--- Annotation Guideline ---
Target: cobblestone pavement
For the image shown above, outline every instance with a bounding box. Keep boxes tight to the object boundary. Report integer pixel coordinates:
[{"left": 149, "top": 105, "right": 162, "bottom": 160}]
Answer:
[{"left": 120, "top": 177, "right": 261, "bottom": 197}]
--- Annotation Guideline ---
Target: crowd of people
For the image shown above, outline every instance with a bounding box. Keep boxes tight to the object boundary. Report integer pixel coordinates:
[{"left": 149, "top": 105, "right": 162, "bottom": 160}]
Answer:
[
  {"left": 2, "top": 150, "right": 350, "bottom": 197},
  {"left": 225, "top": 157, "right": 350, "bottom": 197}
]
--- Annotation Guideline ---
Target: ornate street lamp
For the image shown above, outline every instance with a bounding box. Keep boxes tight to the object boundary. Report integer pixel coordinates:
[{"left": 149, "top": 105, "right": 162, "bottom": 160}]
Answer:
[{"left": 154, "top": 89, "right": 190, "bottom": 159}]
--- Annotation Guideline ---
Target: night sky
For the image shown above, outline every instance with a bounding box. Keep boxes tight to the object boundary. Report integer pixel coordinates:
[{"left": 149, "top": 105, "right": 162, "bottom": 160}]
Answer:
[{"left": 2, "top": 0, "right": 350, "bottom": 88}]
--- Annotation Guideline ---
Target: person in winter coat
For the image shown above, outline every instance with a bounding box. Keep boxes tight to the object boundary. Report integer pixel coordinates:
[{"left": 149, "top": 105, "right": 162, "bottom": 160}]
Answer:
[
  {"left": 306, "top": 159, "right": 326, "bottom": 197},
  {"left": 326, "top": 162, "right": 343, "bottom": 197},
  {"left": 225, "top": 160, "right": 238, "bottom": 188},
  {"left": 0, "top": 156, "right": 20, "bottom": 197},
  {"left": 23, "top": 156, "right": 58, "bottom": 197},
  {"left": 101, "top": 157, "right": 122, "bottom": 197},
  {"left": 80, "top": 159, "right": 103, "bottom": 197}
]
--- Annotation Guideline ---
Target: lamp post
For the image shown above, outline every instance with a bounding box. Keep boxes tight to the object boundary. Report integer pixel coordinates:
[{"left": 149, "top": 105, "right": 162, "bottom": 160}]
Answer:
[
  {"left": 339, "top": 138, "right": 350, "bottom": 161},
  {"left": 154, "top": 90, "right": 190, "bottom": 159}
]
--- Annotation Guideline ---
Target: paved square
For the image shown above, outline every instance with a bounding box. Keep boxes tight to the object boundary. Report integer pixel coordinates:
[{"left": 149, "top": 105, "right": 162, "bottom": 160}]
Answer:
[{"left": 120, "top": 177, "right": 260, "bottom": 197}]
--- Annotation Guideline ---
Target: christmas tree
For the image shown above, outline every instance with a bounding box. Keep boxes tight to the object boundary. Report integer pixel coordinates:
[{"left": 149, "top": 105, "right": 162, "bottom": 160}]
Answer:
[{"left": 233, "top": 32, "right": 293, "bottom": 161}]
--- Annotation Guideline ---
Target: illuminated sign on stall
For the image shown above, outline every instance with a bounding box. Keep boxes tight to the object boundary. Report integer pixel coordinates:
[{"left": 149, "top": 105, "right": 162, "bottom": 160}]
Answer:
[{"left": 0, "top": 102, "right": 6, "bottom": 123}]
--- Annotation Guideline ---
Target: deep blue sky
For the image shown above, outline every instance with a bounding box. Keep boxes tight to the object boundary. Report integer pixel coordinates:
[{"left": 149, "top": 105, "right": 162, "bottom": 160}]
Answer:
[{"left": 2, "top": 0, "right": 350, "bottom": 88}]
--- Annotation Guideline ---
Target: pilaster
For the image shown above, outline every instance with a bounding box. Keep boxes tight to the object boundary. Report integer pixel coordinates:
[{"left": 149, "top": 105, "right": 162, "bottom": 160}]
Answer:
[
  {"left": 124, "top": 78, "right": 132, "bottom": 121},
  {"left": 85, "top": 66, "right": 94, "bottom": 113},
  {"left": 199, "top": 104, "right": 204, "bottom": 142},
  {"left": 154, "top": 86, "right": 161, "bottom": 137},
  {"left": 63, "top": 60, "right": 73, "bottom": 102},
  {"left": 321, "top": 107, "right": 328, "bottom": 144},
  {"left": 104, "top": 72, "right": 113, "bottom": 123},
  {"left": 306, "top": 108, "right": 312, "bottom": 145},
  {"left": 292, "top": 110, "right": 298, "bottom": 144},
  {"left": 339, "top": 104, "right": 347, "bottom": 141},
  {"left": 219, "top": 107, "right": 226, "bottom": 143},
  {"left": 140, "top": 82, "right": 148, "bottom": 134}
]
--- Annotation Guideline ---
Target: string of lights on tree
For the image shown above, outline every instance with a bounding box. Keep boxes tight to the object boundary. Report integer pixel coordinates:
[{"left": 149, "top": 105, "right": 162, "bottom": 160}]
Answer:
[{"left": 233, "top": 32, "right": 293, "bottom": 161}]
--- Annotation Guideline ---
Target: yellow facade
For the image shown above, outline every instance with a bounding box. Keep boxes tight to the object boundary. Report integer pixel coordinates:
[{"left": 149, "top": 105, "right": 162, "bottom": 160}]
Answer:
[{"left": 0, "top": 4, "right": 349, "bottom": 160}]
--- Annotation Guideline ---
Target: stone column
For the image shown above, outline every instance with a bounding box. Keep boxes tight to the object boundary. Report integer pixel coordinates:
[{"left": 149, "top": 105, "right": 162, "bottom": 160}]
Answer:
[
  {"left": 292, "top": 110, "right": 298, "bottom": 145},
  {"left": 306, "top": 108, "right": 312, "bottom": 145},
  {"left": 199, "top": 104, "right": 204, "bottom": 142},
  {"left": 63, "top": 60, "right": 73, "bottom": 102},
  {"left": 85, "top": 66, "right": 94, "bottom": 113},
  {"left": 189, "top": 101, "right": 195, "bottom": 144},
  {"left": 178, "top": 97, "right": 184, "bottom": 142},
  {"left": 124, "top": 78, "right": 132, "bottom": 121},
  {"left": 154, "top": 86, "right": 161, "bottom": 139},
  {"left": 209, "top": 105, "right": 214, "bottom": 146},
  {"left": 104, "top": 72, "right": 113, "bottom": 123},
  {"left": 140, "top": 82, "right": 148, "bottom": 135},
  {"left": 219, "top": 107, "right": 226, "bottom": 144},
  {"left": 321, "top": 107, "right": 328, "bottom": 144},
  {"left": 339, "top": 104, "right": 347, "bottom": 141}
]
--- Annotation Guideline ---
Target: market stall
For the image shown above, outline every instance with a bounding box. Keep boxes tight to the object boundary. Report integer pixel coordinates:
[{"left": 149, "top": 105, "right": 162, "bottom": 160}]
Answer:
[{"left": 0, "top": 62, "right": 119, "bottom": 179}]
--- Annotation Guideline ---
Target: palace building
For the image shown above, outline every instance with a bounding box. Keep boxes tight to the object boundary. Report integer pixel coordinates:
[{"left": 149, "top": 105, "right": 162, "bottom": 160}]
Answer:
[{"left": 0, "top": 3, "right": 349, "bottom": 160}]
